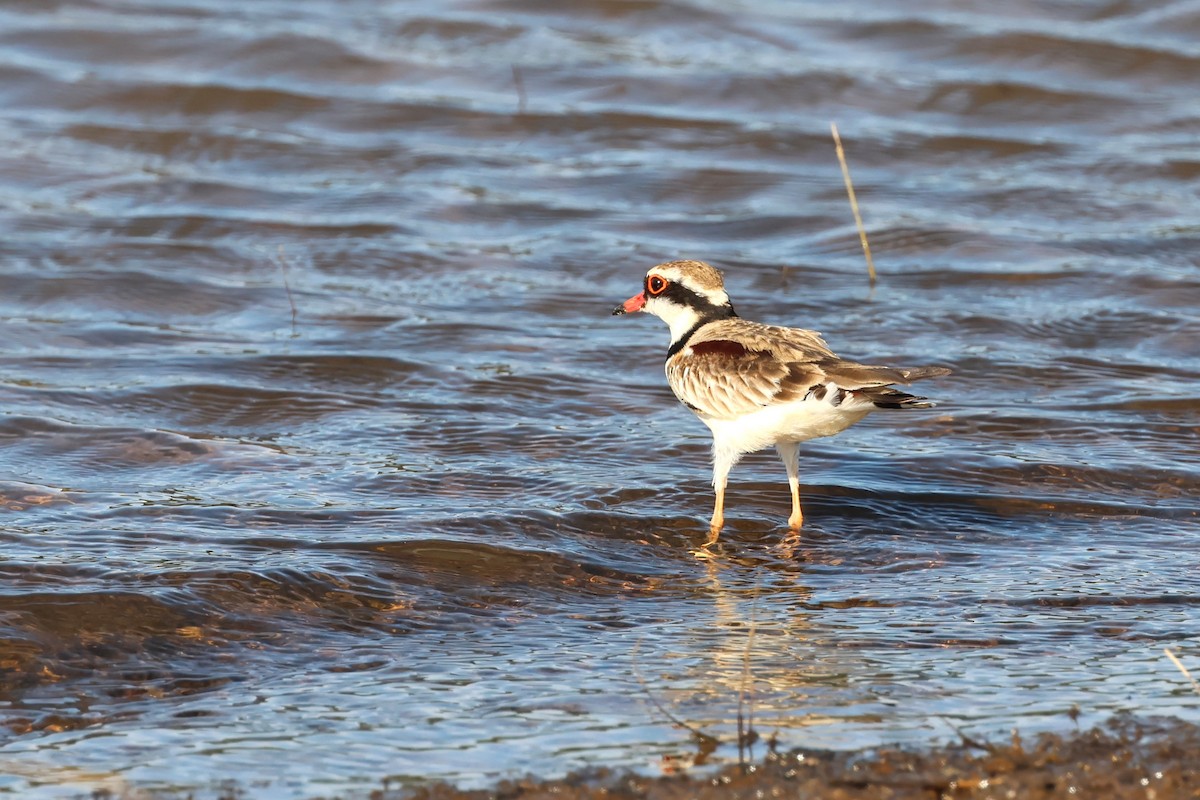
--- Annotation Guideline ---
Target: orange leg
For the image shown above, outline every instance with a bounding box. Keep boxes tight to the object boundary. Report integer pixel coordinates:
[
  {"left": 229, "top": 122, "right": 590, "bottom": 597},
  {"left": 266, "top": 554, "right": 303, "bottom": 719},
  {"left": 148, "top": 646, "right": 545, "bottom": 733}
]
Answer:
[
  {"left": 776, "top": 442, "right": 804, "bottom": 530},
  {"left": 787, "top": 476, "right": 803, "bottom": 530},
  {"left": 706, "top": 482, "right": 725, "bottom": 543},
  {"left": 699, "top": 447, "right": 736, "bottom": 553}
]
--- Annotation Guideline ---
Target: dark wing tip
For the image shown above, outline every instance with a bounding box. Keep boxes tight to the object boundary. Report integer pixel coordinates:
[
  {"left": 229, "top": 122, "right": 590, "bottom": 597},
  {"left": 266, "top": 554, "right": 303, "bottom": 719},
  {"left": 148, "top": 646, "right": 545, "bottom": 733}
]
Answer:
[{"left": 858, "top": 385, "right": 940, "bottom": 409}]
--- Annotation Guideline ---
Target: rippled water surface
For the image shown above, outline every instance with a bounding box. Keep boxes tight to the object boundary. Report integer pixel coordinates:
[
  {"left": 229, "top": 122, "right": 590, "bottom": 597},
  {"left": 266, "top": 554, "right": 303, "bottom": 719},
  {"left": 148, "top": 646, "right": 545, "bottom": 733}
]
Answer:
[{"left": 2, "top": 0, "right": 1199, "bottom": 796}]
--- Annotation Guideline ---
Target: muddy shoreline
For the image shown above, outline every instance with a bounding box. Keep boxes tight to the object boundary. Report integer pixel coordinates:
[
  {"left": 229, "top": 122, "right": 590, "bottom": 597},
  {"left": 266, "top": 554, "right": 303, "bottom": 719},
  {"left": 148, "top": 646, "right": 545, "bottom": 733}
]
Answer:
[{"left": 396, "top": 715, "right": 1198, "bottom": 800}]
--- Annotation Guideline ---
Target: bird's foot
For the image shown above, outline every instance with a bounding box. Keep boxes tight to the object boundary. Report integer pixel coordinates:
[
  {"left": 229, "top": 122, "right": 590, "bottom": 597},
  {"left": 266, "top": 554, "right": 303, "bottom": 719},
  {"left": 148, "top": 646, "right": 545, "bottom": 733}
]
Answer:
[
  {"left": 691, "top": 522, "right": 723, "bottom": 559},
  {"left": 774, "top": 528, "right": 803, "bottom": 559}
]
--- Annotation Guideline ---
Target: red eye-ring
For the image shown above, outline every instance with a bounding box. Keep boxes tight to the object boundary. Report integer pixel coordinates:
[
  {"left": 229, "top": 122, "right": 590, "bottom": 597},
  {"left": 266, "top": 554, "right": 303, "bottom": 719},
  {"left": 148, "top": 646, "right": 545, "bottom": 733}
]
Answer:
[{"left": 647, "top": 275, "right": 669, "bottom": 296}]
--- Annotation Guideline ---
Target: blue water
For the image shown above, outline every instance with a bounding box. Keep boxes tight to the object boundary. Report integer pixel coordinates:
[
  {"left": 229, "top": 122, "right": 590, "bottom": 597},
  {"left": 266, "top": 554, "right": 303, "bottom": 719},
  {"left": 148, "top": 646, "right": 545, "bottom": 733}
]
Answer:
[{"left": 1, "top": 0, "right": 1199, "bottom": 796}]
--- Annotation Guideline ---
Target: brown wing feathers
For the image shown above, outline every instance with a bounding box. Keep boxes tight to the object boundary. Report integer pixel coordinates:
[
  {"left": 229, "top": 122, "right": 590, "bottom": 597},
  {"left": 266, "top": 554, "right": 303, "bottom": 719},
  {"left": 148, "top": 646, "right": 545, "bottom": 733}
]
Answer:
[
  {"left": 818, "top": 361, "right": 951, "bottom": 390},
  {"left": 670, "top": 335, "right": 948, "bottom": 418},
  {"left": 668, "top": 341, "right": 821, "bottom": 418}
]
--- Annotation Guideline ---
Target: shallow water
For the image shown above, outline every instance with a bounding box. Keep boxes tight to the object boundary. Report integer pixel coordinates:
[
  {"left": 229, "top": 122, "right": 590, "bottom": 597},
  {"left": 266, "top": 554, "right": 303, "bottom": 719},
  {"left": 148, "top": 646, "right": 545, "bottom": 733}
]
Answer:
[{"left": 1, "top": 0, "right": 1199, "bottom": 797}]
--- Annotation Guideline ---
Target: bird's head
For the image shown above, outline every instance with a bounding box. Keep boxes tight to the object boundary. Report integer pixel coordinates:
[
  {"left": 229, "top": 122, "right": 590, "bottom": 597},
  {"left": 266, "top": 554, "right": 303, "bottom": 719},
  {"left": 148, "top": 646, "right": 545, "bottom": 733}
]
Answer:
[{"left": 612, "top": 260, "right": 735, "bottom": 343}]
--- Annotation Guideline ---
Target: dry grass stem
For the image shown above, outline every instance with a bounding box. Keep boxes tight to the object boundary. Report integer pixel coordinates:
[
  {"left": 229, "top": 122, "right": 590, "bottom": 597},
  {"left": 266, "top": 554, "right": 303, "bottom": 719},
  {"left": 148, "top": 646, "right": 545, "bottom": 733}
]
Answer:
[
  {"left": 831, "top": 122, "right": 877, "bottom": 286},
  {"left": 1164, "top": 648, "right": 1200, "bottom": 696}
]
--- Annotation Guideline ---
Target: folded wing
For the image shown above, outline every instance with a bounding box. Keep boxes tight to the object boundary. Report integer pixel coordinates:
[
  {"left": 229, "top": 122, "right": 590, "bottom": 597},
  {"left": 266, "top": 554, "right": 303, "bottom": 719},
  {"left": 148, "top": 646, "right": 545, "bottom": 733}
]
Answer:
[{"left": 666, "top": 321, "right": 950, "bottom": 420}]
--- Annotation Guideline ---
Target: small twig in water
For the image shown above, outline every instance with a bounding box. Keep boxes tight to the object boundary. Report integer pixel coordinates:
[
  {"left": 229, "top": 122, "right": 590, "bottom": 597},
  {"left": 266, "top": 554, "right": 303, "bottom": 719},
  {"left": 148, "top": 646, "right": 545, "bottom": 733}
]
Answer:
[
  {"left": 737, "top": 586, "right": 762, "bottom": 768},
  {"left": 275, "top": 245, "right": 299, "bottom": 335},
  {"left": 511, "top": 65, "right": 527, "bottom": 115},
  {"left": 935, "top": 716, "right": 999, "bottom": 754},
  {"left": 831, "top": 122, "right": 876, "bottom": 286},
  {"left": 1165, "top": 648, "right": 1200, "bottom": 696},
  {"left": 630, "top": 638, "right": 720, "bottom": 759}
]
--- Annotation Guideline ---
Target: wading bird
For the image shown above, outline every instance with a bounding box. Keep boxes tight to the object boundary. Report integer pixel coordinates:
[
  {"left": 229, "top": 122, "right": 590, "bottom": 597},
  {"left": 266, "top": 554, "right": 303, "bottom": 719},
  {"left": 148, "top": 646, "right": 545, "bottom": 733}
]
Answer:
[{"left": 613, "top": 260, "right": 948, "bottom": 545}]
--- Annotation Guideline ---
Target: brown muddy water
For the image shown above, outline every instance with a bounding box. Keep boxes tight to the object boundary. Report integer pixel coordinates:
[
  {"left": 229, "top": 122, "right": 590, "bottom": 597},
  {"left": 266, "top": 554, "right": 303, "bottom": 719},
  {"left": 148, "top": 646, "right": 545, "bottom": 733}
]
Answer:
[{"left": 1, "top": 0, "right": 1199, "bottom": 798}]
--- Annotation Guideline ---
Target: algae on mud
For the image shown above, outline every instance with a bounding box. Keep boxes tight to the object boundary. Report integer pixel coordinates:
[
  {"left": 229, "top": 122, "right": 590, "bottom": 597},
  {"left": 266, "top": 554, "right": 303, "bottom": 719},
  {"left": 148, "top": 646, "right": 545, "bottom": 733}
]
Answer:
[{"left": 399, "top": 715, "right": 1199, "bottom": 800}]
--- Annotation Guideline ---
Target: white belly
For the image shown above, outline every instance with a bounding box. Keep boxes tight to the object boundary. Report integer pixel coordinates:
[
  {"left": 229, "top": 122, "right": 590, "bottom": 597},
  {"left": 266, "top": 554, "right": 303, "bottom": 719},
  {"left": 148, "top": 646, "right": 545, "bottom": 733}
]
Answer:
[{"left": 698, "top": 397, "right": 871, "bottom": 456}]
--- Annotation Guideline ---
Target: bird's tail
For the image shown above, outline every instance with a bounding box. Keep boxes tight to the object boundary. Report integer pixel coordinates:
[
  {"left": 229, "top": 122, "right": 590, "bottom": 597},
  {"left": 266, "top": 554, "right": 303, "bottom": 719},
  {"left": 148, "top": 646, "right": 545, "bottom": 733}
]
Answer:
[{"left": 858, "top": 385, "right": 940, "bottom": 409}]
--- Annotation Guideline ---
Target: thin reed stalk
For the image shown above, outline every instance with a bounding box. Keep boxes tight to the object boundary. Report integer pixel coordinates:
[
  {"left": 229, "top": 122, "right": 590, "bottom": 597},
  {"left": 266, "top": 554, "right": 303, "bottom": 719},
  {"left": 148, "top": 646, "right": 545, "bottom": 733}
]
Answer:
[
  {"left": 831, "top": 122, "right": 877, "bottom": 286},
  {"left": 1165, "top": 648, "right": 1200, "bottom": 696}
]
